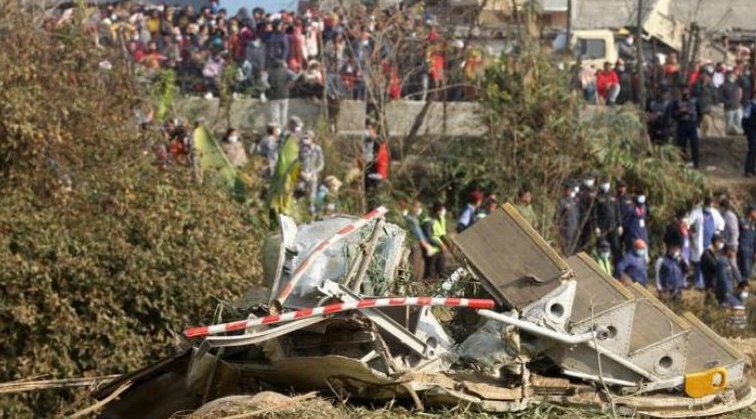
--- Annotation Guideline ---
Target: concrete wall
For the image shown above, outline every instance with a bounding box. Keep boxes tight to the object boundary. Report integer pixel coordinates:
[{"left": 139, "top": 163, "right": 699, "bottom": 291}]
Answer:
[{"left": 176, "top": 97, "right": 487, "bottom": 137}]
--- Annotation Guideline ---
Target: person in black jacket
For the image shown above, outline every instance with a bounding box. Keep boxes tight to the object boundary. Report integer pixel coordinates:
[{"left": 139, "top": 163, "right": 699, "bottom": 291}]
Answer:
[
  {"left": 671, "top": 85, "right": 703, "bottom": 168},
  {"left": 595, "top": 179, "right": 621, "bottom": 259},
  {"left": 701, "top": 234, "right": 724, "bottom": 292},
  {"left": 742, "top": 90, "right": 756, "bottom": 177}
]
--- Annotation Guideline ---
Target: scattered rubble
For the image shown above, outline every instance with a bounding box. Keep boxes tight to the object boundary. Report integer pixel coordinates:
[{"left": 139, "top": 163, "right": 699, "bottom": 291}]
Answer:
[{"left": 96, "top": 204, "right": 756, "bottom": 418}]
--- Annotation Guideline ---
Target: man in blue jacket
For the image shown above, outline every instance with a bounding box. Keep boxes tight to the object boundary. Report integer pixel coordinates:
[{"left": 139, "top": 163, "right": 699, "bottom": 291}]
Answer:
[
  {"left": 614, "top": 239, "right": 649, "bottom": 286},
  {"left": 622, "top": 193, "right": 649, "bottom": 251},
  {"left": 738, "top": 205, "right": 756, "bottom": 280},
  {"left": 658, "top": 243, "right": 686, "bottom": 301}
]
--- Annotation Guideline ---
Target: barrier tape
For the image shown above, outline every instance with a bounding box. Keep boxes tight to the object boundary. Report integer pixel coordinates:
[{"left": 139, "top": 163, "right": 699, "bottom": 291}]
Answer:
[{"left": 184, "top": 297, "right": 496, "bottom": 338}]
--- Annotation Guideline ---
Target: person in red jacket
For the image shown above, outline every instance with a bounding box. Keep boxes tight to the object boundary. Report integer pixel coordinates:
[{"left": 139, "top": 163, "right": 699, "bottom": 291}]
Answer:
[
  {"left": 596, "top": 61, "right": 620, "bottom": 105},
  {"left": 365, "top": 132, "right": 389, "bottom": 208}
]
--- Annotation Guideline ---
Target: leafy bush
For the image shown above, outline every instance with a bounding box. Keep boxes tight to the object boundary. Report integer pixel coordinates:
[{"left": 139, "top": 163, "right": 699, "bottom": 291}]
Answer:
[{"left": 0, "top": 5, "right": 263, "bottom": 416}]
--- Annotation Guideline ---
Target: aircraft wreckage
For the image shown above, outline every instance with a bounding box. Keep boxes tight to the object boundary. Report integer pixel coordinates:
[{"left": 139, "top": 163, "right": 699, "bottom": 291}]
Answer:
[{"left": 96, "top": 204, "right": 756, "bottom": 418}]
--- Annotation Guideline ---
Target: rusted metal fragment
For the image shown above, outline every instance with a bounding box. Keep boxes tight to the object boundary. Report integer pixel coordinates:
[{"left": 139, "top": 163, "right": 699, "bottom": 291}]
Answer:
[{"left": 453, "top": 204, "right": 570, "bottom": 308}]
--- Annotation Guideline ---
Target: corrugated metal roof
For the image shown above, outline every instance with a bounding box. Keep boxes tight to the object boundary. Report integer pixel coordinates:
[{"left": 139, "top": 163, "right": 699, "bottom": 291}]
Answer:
[{"left": 540, "top": 0, "right": 568, "bottom": 12}]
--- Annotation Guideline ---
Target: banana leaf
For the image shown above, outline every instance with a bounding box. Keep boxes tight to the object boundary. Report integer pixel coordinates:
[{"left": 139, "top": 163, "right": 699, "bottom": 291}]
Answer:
[
  {"left": 156, "top": 70, "right": 176, "bottom": 123},
  {"left": 192, "top": 125, "right": 246, "bottom": 199},
  {"left": 267, "top": 133, "right": 300, "bottom": 218}
]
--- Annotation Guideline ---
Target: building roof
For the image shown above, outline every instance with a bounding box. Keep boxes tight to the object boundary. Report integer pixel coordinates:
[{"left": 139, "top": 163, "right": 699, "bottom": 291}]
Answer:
[
  {"left": 574, "top": 0, "right": 756, "bottom": 31},
  {"left": 539, "top": 0, "right": 568, "bottom": 12}
]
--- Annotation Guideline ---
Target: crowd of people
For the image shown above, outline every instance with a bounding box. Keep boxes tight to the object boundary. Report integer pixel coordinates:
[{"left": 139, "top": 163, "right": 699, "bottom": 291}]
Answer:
[
  {"left": 578, "top": 52, "right": 756, "bottom": 174},
  {"left": 397, "top": 173, "right": 753, "bottom": 327},
  {"left": 81, "top": 1, "right": 488, "bottom": 104}
]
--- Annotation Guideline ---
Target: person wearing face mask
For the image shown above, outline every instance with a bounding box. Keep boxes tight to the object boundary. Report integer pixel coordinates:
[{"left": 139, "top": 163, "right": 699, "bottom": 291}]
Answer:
[
  {"left": 592, "top": 240, "right": 613, "bottom": 276},
  {"left": 622, "top": 192, "right": 649, "bottom": 254},
  {"left": 268, "top": 116, "right": 304, "bottom": 219},
  {"left": 221, "top": 128, "right": 248, "bottom": 167},
  {"left": 701, "top": 234, "right": 725, "bottom": 292},
  {"left": 670, "top": 85, "right": 703, "bottom": 168},
  {"left": 658, "top": 244, "right": 686, "bottom": 301},
  {"left": 614, "top": 239, "right": 649, "bottom": 286},
  {"left": 614, "top": 59, "right": 633, "bottom": 105},
  {"left": 576, "top": 174, "right": 598, "bottom": 252},
  {"left": 691, "top": 70, "right": 720, "bottom": 138},
  {"left": 721, "top": 72, "right": 743, "bottom": 135},
  {"left": 422, "top": 202, "right": 449, "bottom": 280},
  {"left": 595, "top": 179, "right": 621, "bottom": 260},
  {"left": 558, "top": 181, "right": 580, "bottom": 256},
  {"left": 742, "top": 90, "right": 756, "bottom": 177},
  {"left": 687, "top": 197, "right": 725, "bottom": 289}
]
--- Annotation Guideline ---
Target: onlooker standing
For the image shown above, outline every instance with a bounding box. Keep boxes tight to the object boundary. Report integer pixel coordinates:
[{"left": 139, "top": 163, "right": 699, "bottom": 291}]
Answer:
[
  {"left": 720, "top": 198, "right": 740, "bottom": 255},
  {"left": 614, "top": 239, "right": 649, "bottom": 286},
  {"left": 595, "top": 179, "right": 621, "bottom": 259},
  {"left": 742, "top": 90, "right": 756, "bottom": 177},
  {"left": 721, "top": 72, "right": 743, "bottom": 135},
  {"left": 715, "top": 245, "right": 746, "bottom": 308},
  {"left": 688, "top": 198, "right": 726, "bottom": 289},
  {"left": 514, "top": 187, "right": 537, "bottom": 229},
  {"left": 457, "top": 190, "right": 484, "bottom": 233},
  {"left": 671, "top": 85, "right": 703, "bottom": 168},
  {"left": 622, "top": 193, "right": 649, "bottom": 253},
  {"left": 558, "top": 182, "right": 580, "bottom": 256},
  {"left": 256, "top": 122, "right": 281, "bottom": 177},
  {"left": 691, "top": 70, "right": 719, "bottom": 138},
  {"left": 658, "top": 243, "right": 686, "bottom": 301},
  {"left": 700, "top": 233, "right": 724, "bottom": 291},
  {"left": 737, "top": 205, "right": 756, "bottom": 280},
  {"left": 402, "top": 200, "right": 432, "bottom": 281},
  {"left": 267, "top": 59, "right": 296, "bottom": 127},
  {"left": 577, "top": 174, "right": 598, "bottom": 252},
  {"left": 422, "top": 202, "right": 449, "bottom": 281},
  {"left": 298, "top": 130, "right": 325, "bottom": 215},
  {"left": 592, "top": 240, "right": 613, "bottom": 276},
  {"left": 663, "top": 209, "right": 691, "bottom": 274}
]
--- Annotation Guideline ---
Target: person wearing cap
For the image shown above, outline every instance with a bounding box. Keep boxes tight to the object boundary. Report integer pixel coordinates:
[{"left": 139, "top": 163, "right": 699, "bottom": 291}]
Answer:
[
  {"left": 256, "top": 122, "right": 281, "bottom": 177},
  {"left": 298, "top": 130, "right": 324, "bottom": 214},
  {"left": 457, "top": 190, "right": 484, "bottom": 233},
  {"left": 577, "top": 173, "right": 598, "bottom": 252},
  {"left": 742, "top": 89, "right": 756, "bottom": 177},
  {"left": 593, "top": 240, "right": 613, "bottom": 276},
  {"left": 621, "top": 192, "right": 649, "bottom": 253},
  {"left": 715, "top": 245, "right": 745, "bottom": 308},
  {"left": 614, "top": 239, "right": 649, "bottom": 286},
  {"left": 557, "top": 181, "right": 580, "bottom": 256},
  {"left": 687, "top": 197, "right": 725, "bottom": 289},
  {"left": 595, "top": 179, "right": 621, "bottom": 259},
  {"left": 737, "top": 206, "right": 756, "bottom": 279},
  {"left": 658, "top": 242, "right": 686, "bottom": 301},
  {"left": 514, "top": 187, "right": 537, "bottom": 229}
]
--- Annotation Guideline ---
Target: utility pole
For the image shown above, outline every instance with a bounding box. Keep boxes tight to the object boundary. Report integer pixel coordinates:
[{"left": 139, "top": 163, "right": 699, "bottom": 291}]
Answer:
[
  {"left": 636, "top": 0, "right": 647, "bottom": 112},
  {"left": 566, "top": 0, "right": 572, "bottom": 52}
]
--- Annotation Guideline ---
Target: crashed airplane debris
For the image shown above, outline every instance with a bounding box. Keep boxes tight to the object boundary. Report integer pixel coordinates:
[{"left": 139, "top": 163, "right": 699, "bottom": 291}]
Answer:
[{"left": 96, "top": 204, "right": 756, "bottom": 418}]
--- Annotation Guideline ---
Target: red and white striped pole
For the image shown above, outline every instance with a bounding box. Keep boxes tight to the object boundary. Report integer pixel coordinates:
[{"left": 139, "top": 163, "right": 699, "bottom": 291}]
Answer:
[
  {"left": 275, "top": 206, "right": 389, "bottom": 305},
  {"left": 184, "top": 297, "right": 496, "bottom": 338}
]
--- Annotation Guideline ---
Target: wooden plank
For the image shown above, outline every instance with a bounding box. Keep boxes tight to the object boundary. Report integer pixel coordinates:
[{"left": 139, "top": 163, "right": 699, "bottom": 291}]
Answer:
[
  {"left": 452, "top": 204, "right": 571, "bottom": 309},
  {"left": 567, "top": 253, "right": 634, "bottom": 323}
]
